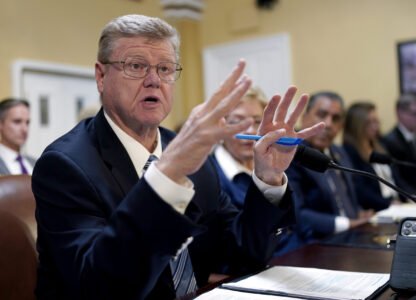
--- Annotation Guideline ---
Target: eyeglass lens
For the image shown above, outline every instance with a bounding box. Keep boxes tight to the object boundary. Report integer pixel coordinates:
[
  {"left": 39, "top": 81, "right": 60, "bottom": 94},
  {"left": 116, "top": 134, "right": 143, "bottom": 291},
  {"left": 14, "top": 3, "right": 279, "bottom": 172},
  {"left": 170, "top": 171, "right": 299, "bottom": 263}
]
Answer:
[{"left": 123, "top": 57, "right": 181, "bottom": 81}]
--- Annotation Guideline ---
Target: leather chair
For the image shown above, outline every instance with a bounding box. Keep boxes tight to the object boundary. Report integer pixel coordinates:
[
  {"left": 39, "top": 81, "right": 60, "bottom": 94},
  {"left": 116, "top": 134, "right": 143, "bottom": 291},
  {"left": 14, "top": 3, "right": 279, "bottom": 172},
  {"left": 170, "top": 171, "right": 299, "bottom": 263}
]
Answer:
[{"left": 0, "top": 174, "right": 37, "bottom": 300}]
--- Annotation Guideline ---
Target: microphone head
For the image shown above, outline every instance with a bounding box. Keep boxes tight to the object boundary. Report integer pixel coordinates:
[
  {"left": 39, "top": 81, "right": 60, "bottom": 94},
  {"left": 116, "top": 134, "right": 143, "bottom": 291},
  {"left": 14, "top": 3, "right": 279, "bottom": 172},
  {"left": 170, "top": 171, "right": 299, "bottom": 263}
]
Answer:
[
  {"left": 294, "top": 144, "right": 331, "bottom": 173},
  {"left": 369, "top": 152, "right": 393, "bottom": 164}
]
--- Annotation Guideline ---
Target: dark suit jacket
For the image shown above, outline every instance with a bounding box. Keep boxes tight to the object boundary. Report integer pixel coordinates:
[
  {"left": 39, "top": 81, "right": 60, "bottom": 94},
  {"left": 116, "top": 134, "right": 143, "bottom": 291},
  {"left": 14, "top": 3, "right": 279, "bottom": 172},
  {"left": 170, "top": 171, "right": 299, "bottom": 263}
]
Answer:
[
  {"left": 381, "top": 126, "right": 416, "bottom": 194},
  {"left": 343, "top": 143, "right": 392, "bottom": 211},
  {"left": 286, "top": 143, "right": 359, "bottom": 239},
  {"left": 212, "top": 154, "right": 309, "bottom": 256},
  {"left": 32, "top": 109, "right": 295, "bottom": 300}
]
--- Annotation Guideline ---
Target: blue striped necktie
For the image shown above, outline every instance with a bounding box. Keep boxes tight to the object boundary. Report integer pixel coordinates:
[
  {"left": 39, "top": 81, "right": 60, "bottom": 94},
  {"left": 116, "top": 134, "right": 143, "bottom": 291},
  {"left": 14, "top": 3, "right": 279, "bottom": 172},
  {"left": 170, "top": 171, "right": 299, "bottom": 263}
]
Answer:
[{"left": 142, "top": 154, "right": 198, "bottom": 296}]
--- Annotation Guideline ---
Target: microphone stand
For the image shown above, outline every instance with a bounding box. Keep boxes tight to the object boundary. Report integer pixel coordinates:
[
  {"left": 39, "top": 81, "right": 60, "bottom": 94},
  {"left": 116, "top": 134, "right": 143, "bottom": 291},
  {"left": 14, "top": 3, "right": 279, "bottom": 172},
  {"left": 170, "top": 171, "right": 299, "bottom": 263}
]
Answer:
[{"left": 328, "top": 161, "right": 416, "bottom": 203}]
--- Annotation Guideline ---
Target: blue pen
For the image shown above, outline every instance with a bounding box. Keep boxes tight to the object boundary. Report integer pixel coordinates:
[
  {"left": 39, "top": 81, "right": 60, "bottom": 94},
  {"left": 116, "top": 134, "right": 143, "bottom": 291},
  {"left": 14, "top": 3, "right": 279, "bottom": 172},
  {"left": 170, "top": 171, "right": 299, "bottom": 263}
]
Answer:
[{"left": 235, "top": 134, "right": 302, "bottom": 146}]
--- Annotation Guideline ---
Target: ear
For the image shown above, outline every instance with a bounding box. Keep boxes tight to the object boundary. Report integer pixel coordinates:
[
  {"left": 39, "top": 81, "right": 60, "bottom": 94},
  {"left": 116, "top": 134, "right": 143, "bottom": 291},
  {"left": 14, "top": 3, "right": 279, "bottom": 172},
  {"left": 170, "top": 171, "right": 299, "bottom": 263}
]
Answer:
[{"left": 95, "top": 62, "right": 106, "bottom": 93}]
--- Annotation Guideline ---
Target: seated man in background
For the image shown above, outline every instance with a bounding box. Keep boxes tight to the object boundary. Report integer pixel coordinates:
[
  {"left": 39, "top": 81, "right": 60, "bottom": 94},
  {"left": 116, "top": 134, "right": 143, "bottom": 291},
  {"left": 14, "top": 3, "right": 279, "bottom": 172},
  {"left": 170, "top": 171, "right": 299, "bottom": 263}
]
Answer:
[
  {"left": 381, "top": 94, "right": 416, "bottom": 195},
  {"left": 0, "top": 98, "right": 36, "bottom": 175},
  {"left": 286, "top": 91, "right": 373, "bottom": 241},
  {"left": 32, "top": 14, "right": 324, "bottom": 300},
  {"left": 213, "top": 86, "right": 305, "bottom": 256}
]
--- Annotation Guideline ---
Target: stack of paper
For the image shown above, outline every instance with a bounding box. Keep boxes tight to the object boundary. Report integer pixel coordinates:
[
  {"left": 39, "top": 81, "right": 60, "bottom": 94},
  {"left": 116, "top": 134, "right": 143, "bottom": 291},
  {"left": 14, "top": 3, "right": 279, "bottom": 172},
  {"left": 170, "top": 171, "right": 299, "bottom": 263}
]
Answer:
[
  {"left": 196, "top": 266, "right": 389, "bottom": 300},
  {"left": 370, "top": 203, "right": 416, "bottom": 223}
]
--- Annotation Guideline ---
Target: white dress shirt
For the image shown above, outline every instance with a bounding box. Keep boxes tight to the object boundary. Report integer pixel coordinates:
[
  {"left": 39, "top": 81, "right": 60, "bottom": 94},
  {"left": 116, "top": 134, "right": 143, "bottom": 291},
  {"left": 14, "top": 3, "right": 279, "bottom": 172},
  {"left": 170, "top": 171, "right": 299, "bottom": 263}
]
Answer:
[
  {"left": 105, "top": 112, "right": 288, "bottom": 214},
  {"left": 398, "top": 123, "right": 415, "bottom": 143},
  {"left": 0, "top": 143, "right": 33, "bottom": 175}
]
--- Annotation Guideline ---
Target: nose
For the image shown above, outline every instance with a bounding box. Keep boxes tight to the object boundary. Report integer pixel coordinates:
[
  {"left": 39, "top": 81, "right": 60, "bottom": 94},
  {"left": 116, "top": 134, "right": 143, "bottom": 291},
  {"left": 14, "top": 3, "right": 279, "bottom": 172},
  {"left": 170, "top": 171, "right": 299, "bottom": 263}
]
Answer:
[
  {"left": 143, "top": 67, "right": 161, "bottom": 88},
  {"left": 323, "top": 115, "right": 334, "bottom": 130},
  {"left": 22, "top": 122, "right": 29, "bottom": 135},
  {"left": 243, "top": 120, "right": 258, "bottom": 135}
]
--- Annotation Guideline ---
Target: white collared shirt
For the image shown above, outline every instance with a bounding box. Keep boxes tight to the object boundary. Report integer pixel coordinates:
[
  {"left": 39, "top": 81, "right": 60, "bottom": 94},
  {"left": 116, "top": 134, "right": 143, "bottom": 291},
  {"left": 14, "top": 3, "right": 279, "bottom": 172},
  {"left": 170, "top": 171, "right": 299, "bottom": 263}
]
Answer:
[
  {"left": 105, "top": 112, "right": 288, "bottom": 213},
  {"left": 0, "top": 143, "right": 33, "bottom": 175},
  {"left": 104, "top": 112, "right": 194, "bottom": 213},
  {"left": 398, "top": 123, "right": 415, "bottom": 143},
  {"left": 214, "top": 144, "right": 251, "bottom": 181}
]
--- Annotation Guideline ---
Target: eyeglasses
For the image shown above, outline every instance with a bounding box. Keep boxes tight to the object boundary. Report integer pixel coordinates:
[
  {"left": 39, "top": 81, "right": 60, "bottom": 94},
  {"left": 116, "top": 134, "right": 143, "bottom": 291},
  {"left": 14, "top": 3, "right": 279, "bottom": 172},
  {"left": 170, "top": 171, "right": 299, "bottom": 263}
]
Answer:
[
  {"left": 104, "top": 57, "right": 182, "bottom": 82},
  {"left": 226, "top": 117, "right": 262, "bottom": 128}
]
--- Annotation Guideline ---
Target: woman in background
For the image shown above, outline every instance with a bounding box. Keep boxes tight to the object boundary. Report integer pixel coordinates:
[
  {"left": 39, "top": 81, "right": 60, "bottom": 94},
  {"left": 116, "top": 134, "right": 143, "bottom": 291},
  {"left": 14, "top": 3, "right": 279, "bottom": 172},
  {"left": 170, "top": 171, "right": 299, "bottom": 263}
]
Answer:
[
  {"left": 213, "top": 86, "right": 306, "bottom": 258},
  {"left": 213, "top": 86, "right": 267, "bottom": 209},
  {"left": 343, "top": 102, "right": 400, "bottom": 211}
]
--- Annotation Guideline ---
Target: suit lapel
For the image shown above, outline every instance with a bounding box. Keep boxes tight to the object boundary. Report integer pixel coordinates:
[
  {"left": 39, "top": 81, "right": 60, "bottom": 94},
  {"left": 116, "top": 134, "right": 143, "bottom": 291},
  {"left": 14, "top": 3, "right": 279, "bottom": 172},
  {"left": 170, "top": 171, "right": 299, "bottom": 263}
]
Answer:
[
  {"left": 94, "top": 110, "right": 139, "bottom": 195},
  {"left": 395, "top": 127, "right": 416, "bottom": 159}
]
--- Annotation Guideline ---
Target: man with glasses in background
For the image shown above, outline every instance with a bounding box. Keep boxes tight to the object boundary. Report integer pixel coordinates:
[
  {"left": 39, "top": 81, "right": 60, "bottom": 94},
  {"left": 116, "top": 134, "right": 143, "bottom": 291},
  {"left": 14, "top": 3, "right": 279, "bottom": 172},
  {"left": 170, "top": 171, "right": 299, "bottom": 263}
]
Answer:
[{"left": 32, "top": 14, "right": 324, "bottom": 299}]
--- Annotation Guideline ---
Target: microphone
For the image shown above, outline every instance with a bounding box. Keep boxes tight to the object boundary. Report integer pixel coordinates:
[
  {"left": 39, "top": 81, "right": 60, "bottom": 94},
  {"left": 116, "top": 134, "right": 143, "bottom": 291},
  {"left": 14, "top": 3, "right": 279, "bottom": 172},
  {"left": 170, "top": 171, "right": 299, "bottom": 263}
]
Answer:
[
  {"left": 293, "top": 144, "right": 416, "bottom": 202},
  {"left": 293, "top": 143, "right": 331, "bottom": 173},
  {"left": 369, "top": 151, "right": 416, "bottom": 168}
]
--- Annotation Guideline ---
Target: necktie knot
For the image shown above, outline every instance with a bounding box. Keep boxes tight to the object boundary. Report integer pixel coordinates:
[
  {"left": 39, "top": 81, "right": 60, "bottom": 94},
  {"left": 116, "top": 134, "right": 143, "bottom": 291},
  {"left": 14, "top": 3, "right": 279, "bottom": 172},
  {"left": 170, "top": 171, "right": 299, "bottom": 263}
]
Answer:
[
  {"left": 16, "top": 155, "right": 28, "bottom": 175},
  {"left": 143, "top": 154, "right": 158, "bottom": 173}
]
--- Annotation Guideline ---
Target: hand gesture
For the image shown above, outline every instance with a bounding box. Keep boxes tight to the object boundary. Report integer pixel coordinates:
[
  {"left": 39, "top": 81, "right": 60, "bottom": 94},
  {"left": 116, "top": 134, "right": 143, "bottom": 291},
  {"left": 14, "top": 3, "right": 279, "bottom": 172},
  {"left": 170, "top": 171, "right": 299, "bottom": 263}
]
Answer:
[
  {"left": 253, "top": 86, "right": 325, "bottom": 185},
  {"left": 157, "top": 60, "right": 254, "bottom": 184}
]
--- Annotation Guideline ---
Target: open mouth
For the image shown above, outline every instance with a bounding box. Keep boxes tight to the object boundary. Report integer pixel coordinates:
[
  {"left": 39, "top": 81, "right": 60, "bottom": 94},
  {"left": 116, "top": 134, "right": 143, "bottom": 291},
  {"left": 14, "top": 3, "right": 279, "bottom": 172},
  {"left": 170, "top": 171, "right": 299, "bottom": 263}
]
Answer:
[{"left": 144, "top": 97, "right": 158, "bottom": 103}]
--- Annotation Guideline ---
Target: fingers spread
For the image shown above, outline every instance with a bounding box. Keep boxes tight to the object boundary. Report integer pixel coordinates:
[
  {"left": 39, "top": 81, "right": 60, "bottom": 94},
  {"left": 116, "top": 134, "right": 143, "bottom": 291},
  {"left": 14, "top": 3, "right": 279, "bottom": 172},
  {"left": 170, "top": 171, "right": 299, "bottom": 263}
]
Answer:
[
  {"left": 219, "top": 118, "right": 252, "bottom": 139},
  {"left": 274, "top": 86, "right": 297, "bottom": 123},
  {"left": 286, "top": 93, "right": 308, "bottom": 127},
  {"left": 259, "top": 95, "right": 280, "bottom": 132},
  {"left": 255, "top": 129, "right": 286, "bottom": 154},
  {"left": 296, "top": 121, "right": 326, "bottom": 140},
  {"left": 208, "top": 76, "right": 252, "bottom": 122},
  {"left": 206, "top": 59, "right": 246, "bottom": 110}
]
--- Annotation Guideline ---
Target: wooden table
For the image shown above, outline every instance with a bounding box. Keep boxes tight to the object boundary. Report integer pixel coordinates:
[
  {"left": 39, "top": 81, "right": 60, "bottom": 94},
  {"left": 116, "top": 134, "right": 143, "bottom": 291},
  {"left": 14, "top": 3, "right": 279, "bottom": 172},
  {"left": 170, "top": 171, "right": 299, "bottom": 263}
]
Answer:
[{"left": 185, "top": 222, "right": 416, "bottom": 299}]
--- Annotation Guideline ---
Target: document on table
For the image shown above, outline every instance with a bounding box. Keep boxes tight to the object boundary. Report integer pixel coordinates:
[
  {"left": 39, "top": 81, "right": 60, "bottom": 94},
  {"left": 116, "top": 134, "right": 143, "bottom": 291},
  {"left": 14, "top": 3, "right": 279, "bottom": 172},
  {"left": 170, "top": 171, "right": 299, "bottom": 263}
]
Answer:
[
  {"left": 203, "top": 266, "right": 389, "bottom": 300},
  {"left": 370, "top": 203, "right": 416, "bottom": 223},
  {"left": 195, "top": 288, "right": 303, "bottom": 299}
]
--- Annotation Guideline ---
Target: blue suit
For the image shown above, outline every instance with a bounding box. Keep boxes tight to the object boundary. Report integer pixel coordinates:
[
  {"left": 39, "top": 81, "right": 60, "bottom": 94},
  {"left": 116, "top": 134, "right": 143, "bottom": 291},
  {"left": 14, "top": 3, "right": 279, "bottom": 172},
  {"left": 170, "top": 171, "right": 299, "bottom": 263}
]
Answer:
[
  {"left": 32, "top": 109, "right": 295, "bottom": 300},
  {"left": 286, "top": 143, "right": 360, "bottom": 239},
  {"left": 212, "top": 154, "right": 309, "bottom": 256}
]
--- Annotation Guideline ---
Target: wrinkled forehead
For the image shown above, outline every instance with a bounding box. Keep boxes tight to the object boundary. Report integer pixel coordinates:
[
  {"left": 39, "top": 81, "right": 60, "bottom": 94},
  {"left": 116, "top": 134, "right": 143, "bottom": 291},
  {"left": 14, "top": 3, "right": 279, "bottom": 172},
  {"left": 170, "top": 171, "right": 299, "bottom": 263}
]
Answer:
[{"left": 112, "top": 36, "right": 177, "bottom": 62}]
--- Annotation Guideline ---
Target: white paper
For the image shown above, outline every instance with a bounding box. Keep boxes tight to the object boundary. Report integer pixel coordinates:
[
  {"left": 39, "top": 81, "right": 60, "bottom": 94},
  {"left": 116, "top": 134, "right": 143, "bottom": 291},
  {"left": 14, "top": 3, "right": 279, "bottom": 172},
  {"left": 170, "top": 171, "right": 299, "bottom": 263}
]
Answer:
[
  {"left": 222, "top": 266, "right": 389, "bottom": 300},
  {"left": 195, "top": 288, "right": 303, "bottom": 299},
  {"left": 370, "top": 203, "right": 416, "bottom": 223}
]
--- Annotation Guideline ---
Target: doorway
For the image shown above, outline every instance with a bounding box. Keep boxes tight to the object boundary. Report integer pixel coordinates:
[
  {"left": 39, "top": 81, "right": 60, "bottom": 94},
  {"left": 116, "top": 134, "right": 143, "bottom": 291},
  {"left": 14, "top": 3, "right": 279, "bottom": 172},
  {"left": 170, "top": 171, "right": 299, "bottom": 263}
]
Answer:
[{"left": 12, "top": 60, "right": 100, "bottom": 158}]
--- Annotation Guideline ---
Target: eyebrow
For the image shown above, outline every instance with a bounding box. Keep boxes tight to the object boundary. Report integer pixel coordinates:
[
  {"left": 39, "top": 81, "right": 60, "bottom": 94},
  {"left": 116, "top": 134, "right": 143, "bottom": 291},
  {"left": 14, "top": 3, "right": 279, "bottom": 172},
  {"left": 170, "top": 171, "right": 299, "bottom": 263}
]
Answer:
[{"left": 124, "top": 55, "right": 176, "bottom": 63}]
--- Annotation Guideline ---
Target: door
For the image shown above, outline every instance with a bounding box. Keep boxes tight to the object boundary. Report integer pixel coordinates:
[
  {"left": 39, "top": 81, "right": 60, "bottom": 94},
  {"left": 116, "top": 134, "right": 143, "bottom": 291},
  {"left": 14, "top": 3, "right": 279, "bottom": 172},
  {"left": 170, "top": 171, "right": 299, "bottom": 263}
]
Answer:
[
  {"left": 12, "top": 60, "right": 100, "bottom": 158},
  {"left": 203, "top": 33, "right": 292, "bottom": 101}
]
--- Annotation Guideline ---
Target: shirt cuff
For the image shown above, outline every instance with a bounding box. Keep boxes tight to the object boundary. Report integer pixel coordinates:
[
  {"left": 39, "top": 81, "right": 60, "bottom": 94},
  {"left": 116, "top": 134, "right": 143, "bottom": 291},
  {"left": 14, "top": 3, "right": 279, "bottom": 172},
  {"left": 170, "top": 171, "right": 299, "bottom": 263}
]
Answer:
[
  {"left": 144, "top": 163, "right": 195, "bottom": 214},
  {"left": 334, "top": 216, "right": 350, "bottom": 233},
  {"left": 252, "top": 172, "right": 288, "bottom": 206}
]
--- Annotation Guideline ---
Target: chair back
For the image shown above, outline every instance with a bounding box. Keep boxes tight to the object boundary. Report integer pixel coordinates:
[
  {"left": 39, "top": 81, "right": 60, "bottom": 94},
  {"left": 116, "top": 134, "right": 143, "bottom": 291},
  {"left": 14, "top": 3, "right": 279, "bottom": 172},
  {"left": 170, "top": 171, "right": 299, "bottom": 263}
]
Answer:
[{"left": 0, "top": 174, "right": 37, "bottom": 300}]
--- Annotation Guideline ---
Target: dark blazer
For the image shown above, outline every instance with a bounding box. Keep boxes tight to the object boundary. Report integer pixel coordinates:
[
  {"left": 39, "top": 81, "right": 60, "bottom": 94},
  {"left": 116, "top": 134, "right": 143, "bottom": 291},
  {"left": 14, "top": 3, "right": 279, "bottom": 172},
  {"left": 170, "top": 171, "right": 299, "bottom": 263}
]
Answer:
[
  {"left": 286, "top": 142, "right": 359, "bottom": 239},
  {"left": 212, "top": 154, "right": 309, "bottom": 256},
  {"left": 381, "top": 126, "right": 416, "bottom": 194},
  {"left": 343, "top": 143, "right": 392, "bottom": 211},
  {"left": 32, "top": 109, "right": 295, "bottom": 300}
]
